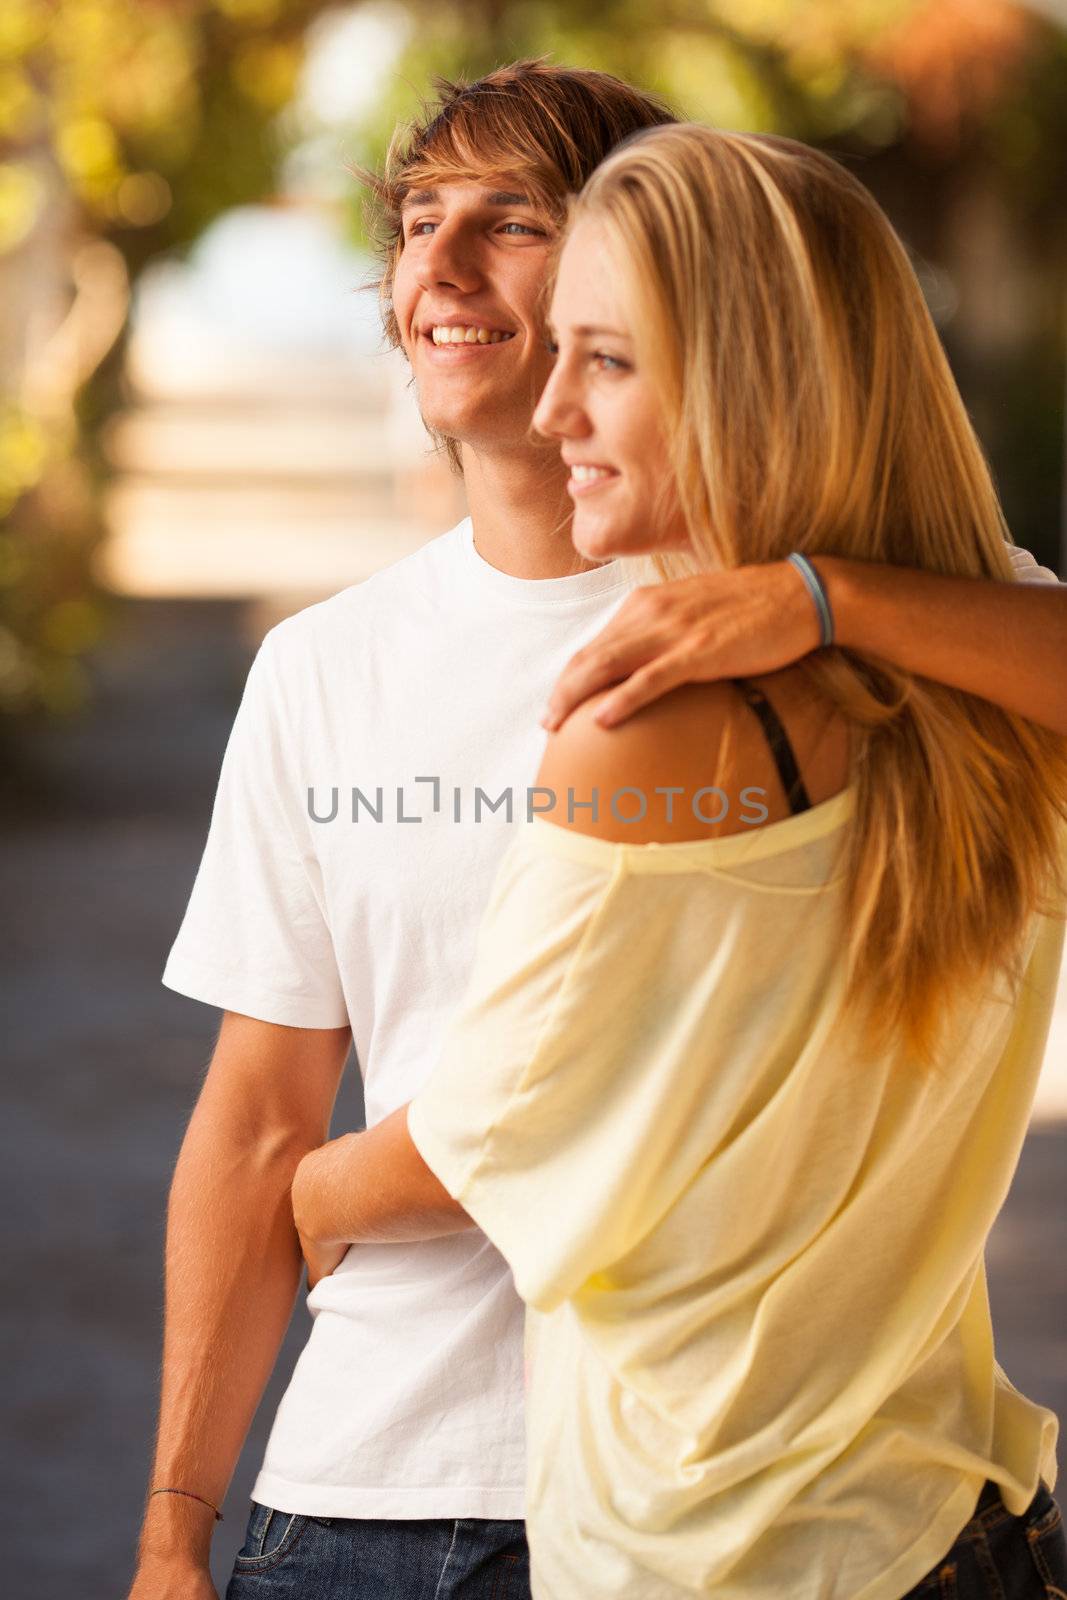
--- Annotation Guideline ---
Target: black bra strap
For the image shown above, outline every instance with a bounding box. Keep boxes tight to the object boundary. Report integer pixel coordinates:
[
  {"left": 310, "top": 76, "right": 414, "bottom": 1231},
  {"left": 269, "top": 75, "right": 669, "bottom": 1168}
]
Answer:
[{"left": 731, "top": 678, "right": 812, "bottom": 815}]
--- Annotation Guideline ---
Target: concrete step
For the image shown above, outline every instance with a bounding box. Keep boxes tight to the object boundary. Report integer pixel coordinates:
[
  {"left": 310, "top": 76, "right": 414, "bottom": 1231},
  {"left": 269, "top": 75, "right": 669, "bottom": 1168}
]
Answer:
[
  {"left": 102, "top": 403, "right": 398, "bottom": 482},
  {"left": 98, "top": 478, "right": 436, "bottom": 598}
]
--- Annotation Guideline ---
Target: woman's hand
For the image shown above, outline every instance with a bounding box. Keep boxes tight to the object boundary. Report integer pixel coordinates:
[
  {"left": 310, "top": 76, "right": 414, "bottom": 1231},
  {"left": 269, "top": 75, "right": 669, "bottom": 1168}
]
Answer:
[
  {"left": 540, "top": 562, "right": 823, "bottom": 730},
  {"left": 292, "top": 1139, "right": 358, "bottom": 1289},
  {"left": 296, "top": 1225, "right": 348, "bottom": 1291}
]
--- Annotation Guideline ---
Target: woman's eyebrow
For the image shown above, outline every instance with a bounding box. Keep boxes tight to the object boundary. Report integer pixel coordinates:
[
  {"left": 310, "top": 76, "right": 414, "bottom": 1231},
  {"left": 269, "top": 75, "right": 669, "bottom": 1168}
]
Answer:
[{"left": 552, "top": 324, "right": 631, "bottom": 339}]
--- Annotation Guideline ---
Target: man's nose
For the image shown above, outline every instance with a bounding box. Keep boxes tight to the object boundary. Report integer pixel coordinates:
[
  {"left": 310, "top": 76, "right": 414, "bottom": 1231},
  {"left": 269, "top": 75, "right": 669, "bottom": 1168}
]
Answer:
[{"left": 414, "top": 221, "right": 483, "bottom": 294}]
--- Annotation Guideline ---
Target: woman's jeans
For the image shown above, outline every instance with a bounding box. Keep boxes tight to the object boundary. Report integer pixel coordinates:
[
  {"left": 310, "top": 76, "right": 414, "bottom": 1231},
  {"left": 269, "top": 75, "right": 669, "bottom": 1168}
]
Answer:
[
  {"left": 224, "top": 1477, "right": 1067, "bottom": 1598},
  {"left": 899, "top": 1478, "right": 1067, "bottom": 1599}
]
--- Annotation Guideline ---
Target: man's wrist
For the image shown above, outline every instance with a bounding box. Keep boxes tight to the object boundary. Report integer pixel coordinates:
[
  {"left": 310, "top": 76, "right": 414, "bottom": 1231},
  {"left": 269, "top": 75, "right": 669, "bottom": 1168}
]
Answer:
[
  {"left": 806, "top": 555, "right": 854, "bottom": 650},
  {"left": 136, "top": 1545, "right": 213, "bottom": 1572},
  {"left": 138, "top": 1485, "right": 219, "bottom": 1566}
]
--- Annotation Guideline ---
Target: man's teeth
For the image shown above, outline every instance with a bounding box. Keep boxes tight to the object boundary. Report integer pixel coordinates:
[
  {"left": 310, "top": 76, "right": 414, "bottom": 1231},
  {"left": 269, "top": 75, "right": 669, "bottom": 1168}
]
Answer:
[
  {"left": 570, "top": 465, "right": 614, "bottom": 482},
  {"left": 431, "top": 325, "right": 513, "bottom": 344}
]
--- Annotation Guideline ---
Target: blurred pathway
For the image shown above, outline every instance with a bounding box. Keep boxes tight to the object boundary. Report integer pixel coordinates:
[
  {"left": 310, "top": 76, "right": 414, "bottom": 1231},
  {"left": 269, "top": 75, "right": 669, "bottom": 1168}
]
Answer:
[{"left": 1, "top": 596, "right": 1064, "bottom": 1598}]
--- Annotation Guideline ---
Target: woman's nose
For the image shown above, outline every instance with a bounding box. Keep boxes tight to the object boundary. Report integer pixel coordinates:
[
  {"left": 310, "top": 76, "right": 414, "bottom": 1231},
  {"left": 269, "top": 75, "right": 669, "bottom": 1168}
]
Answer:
[{"left": 533, "top": 360, "right": 588, "bottom": 441}]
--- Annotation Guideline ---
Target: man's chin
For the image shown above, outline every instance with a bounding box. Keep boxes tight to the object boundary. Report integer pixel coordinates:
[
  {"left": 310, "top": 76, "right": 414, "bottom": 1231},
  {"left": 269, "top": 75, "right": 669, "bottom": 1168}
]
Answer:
[
  {"left": 417, "top": 402, "right": 506, "bottom": 449},
  {"left": 415, "top": 371, "right": 546, "bottom": 446}
]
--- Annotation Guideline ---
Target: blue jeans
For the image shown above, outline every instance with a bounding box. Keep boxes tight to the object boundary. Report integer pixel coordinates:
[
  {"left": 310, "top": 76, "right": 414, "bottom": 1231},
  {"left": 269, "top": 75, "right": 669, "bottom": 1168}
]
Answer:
[
  {"left": 900, "top": 1478, "right": 1067, "bottom": 1599},
  {"left": 225, "top": 1479, "right": 1067, "bottom": 1598},
  {"left": 223, "top": 1504, "right": 530, "bottom": 1598}
]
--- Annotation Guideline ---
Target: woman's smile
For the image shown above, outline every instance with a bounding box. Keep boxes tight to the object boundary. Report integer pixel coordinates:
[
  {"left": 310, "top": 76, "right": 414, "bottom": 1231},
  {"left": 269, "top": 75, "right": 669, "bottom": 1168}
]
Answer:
[{"left": 566, "top": 463, "right": 620, "bottom": 497}]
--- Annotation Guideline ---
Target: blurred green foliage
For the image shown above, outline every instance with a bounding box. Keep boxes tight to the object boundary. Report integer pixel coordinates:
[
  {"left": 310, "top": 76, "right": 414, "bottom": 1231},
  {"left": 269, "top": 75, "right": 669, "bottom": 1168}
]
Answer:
[
  {"left": 344, "top": 0, "right": 924, "bottom": 245},
  {"left": 0, "top": 0, "right": 333, "bottom": 726}
]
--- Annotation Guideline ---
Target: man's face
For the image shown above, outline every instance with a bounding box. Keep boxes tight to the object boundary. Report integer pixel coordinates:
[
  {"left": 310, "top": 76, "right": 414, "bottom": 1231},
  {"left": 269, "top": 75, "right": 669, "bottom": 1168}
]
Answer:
[{"left": 391, "top": 179, "right": 561, "bottom": 455}]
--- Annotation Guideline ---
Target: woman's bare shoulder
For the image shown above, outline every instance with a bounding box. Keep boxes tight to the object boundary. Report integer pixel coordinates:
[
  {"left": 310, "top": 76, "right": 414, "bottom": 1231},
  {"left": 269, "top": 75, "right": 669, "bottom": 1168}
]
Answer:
[{"left": 534, "top": 679, "right": 804, "bottom": 845}]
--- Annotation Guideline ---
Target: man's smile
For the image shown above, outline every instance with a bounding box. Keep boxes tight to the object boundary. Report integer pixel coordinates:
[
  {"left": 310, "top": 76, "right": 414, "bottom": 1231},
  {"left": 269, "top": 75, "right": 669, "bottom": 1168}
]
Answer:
[
  {"left": 416, "top": 315, "right": 518, "bottom": 356},
  {"left": 429, "top": 325, "right": 515, "bottom": 345}
]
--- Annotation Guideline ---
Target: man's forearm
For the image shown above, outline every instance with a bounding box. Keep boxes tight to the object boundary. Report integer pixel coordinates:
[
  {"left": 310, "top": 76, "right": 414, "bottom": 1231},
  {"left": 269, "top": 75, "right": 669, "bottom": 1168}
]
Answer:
[
  {"left": 136, "top": 1108, "right": 309, "bottom": 1569},
  {"left": 293, "top": 1105, "right": 473, "bottom": 1247},
  {"left": 818, "top": 556, "right": 1067, "bottom": 734}
]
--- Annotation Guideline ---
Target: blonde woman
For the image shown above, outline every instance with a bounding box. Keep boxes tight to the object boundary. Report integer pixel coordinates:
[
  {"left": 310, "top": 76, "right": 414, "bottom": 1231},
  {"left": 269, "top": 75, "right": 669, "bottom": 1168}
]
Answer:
[{"left": 294, "top": 126, "right": 1067, "bottom": 1598}]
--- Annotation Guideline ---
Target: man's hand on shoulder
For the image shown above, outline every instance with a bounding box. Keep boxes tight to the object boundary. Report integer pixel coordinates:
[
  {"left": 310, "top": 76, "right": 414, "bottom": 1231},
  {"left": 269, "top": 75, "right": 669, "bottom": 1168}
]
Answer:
[{"left": 539, "top": 563, "right": 822, "bottom": 732}]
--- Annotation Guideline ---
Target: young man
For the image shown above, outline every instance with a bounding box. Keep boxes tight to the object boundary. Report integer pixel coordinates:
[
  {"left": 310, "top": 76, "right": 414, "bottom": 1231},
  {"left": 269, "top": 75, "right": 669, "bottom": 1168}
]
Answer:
[{"left": 129, "top": 60, "right": 1065, "bottom": 1600}]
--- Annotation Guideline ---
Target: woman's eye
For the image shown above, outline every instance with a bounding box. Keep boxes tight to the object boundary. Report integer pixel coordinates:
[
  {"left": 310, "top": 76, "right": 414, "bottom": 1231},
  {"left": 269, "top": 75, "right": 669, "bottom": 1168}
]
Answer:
[{"left": 592, "top": 352, "right": 627, "bottom": 372}]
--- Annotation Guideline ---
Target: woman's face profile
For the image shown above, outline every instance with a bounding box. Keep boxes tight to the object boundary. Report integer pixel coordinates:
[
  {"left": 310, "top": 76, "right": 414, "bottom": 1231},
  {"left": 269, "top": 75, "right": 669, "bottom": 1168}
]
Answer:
[{"left": 533, "top": 216, "right": 689, "bottom": 561}]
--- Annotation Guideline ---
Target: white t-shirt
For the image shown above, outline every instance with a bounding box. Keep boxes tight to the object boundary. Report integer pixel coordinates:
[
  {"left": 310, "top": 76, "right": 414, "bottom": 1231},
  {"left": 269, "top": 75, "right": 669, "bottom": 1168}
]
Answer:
[
  {"left": 161, "top": 523, "right": 1059, "bottom": 1521},
  {"left": 162, "top": 516, "right": 633, "bottom": 1518}
]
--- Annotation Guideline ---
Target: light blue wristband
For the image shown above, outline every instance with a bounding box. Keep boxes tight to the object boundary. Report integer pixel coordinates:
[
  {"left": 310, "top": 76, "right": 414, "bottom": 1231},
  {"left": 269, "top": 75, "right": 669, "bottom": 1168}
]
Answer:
[{"left": 787, "top": 552, "right": 835, "bottom": 648}]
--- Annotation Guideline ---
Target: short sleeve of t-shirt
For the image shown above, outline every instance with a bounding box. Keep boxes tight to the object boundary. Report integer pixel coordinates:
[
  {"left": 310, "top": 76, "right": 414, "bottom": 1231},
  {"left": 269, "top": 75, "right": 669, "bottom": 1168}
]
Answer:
[{"left": 161, "top": 625, "right": 349, "bottom": 1029}]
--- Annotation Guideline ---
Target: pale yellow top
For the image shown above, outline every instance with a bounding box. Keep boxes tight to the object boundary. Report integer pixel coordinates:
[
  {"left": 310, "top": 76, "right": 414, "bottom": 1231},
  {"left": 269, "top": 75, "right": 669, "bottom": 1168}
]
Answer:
[{"left": 407, "top": 789, "right": 1064, "bottom": 1600}]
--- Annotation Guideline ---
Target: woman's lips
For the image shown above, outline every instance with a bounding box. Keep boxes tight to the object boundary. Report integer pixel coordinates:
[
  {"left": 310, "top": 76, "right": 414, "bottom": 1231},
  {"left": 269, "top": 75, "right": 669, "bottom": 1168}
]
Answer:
[{"left": 567, "top": 465, "right": 620, "bottom": 497}]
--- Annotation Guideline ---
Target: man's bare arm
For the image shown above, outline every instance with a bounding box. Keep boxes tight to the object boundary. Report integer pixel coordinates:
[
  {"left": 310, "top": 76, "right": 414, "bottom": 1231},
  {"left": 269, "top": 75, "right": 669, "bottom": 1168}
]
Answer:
[
  {"left": 817, "top": 557, "right": 1067, "bottom": 732},
  {"left": 127, "top": 1011, "right": 351, "bottom": 1598},
  {"left": 540, "top": 557, "right": 1067, "bottom": 735}
]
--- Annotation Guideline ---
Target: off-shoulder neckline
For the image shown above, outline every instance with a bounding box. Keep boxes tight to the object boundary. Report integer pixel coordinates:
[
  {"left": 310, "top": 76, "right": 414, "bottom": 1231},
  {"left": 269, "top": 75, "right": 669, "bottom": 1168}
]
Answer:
[{"left": 525, "top": 785, "right": 855, "bottom": 872}]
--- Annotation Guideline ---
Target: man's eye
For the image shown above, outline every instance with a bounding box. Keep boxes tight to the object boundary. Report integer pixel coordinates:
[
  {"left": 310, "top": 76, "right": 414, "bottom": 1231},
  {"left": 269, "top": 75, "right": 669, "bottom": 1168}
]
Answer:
[
  {"left": 405, "top": 219, "right": 437, "bottom": 238},
  {"left": 542, "top": 336, "right": 559, "bottom": 355},
  {"left": 500, "top": 221, "right": 543, "bottom": 236}
]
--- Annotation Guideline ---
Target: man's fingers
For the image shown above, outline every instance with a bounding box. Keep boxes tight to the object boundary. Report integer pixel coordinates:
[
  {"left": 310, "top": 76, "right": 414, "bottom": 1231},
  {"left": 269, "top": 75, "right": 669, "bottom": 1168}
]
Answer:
[
  {"left": 591, "top": 652, "right": 693, "bottom": 728},
  {"left": 540, "top": 640, "right": 644, "bottom": 730}
]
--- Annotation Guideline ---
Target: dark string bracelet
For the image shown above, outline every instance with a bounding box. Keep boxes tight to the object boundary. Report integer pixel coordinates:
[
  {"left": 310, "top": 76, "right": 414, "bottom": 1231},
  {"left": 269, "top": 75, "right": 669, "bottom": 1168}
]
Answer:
[{"left": 149, "top": 1486, "right": 224, "bottom": 1521}]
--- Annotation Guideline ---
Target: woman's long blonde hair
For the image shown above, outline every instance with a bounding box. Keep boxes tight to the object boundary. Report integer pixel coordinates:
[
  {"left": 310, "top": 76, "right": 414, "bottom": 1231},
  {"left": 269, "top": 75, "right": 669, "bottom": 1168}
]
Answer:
[{"left": 571, "top": 123, "right": 1067, "bottom": 1070}]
